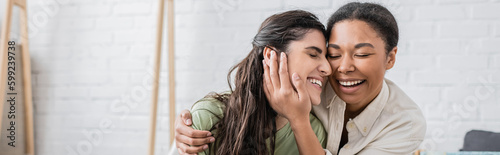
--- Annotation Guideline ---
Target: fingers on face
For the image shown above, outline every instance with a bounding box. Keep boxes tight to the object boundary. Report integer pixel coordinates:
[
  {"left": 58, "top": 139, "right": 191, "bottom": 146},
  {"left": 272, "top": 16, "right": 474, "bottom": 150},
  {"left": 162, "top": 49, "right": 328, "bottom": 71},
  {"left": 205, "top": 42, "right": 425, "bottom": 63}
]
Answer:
[
  {"left": 263, "top": 60, "right": 274, "bottom": 96},
  {"left": 278, "top": 52, "right": 292, "bottom": 90},
  {"left": 269, "top": 50, "right": 281, "bottom": 89},
  {"left": 292, "top": 73, "right": 309, "bottom": 102}
]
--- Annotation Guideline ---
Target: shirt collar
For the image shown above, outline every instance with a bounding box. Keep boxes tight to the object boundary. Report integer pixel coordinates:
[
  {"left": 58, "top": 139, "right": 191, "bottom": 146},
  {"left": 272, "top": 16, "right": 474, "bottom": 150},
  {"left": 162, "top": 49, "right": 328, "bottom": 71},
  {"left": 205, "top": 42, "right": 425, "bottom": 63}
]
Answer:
[
  {"left": 320, "top": 79, "right": 336, "bottom": 109},
  {"left": 321, "top": 79, "right": 390, "bottom": 136},
  {"left": 352, "top": 79, "right": 390, "bottom": 136}
]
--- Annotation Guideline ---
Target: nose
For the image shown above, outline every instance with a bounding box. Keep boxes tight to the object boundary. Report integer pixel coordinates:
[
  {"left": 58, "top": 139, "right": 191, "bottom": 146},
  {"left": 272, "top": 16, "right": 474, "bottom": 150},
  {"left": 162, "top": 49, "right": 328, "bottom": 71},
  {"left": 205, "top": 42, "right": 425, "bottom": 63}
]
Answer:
[
  {"left": 338, "top": 56, "right": 355, "bottom": 74},
  {"left": 319, "top": 57, "right": 332, "bottom": 76}
]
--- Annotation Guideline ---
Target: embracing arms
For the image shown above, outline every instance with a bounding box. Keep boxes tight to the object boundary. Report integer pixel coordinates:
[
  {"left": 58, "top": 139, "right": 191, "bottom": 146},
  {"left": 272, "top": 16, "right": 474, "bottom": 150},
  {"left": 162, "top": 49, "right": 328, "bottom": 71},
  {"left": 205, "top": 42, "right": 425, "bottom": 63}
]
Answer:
[
  {"left": 174, "top": 110, "right": 214, "bottom": 155},
  {"left": 173, "top": 51, "right": 326, "bottom": 155}
]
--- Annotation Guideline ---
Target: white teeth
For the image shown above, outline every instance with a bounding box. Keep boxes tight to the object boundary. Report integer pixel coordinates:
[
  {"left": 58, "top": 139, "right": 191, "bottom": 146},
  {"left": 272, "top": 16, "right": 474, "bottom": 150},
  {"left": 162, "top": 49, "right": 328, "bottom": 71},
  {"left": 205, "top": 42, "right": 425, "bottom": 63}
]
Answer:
[
  {"left": 307, "top": 78, "right": 322, "bottom": 87},
  {"left": 339, "top": 80, "right": 363, "bottom": 87}
]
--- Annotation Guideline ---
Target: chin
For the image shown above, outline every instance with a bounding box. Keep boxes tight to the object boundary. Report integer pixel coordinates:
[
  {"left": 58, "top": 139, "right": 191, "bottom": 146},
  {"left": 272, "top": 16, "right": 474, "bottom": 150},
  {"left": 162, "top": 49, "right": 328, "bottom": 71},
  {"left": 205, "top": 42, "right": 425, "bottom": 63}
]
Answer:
[
  {"left": 311, "top": 97, "right": 321, "bottom": 106},
  {"left": 308, "top": 90, "right": 321, "bottom": 105},
  {"left": 339, "top": 95, "right": 359, "bottom": 105}
]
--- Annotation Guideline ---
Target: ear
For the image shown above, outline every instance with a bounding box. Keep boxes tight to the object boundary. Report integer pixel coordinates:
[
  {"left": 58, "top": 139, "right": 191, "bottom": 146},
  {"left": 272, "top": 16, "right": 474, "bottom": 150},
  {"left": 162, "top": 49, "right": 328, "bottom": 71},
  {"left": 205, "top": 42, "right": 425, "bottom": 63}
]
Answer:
[
  {"left": 385, "top": 47, "right": 397, "bottom": 70},
  {"left": 263, "top": 46, "right": 275, "bottom": 66}
]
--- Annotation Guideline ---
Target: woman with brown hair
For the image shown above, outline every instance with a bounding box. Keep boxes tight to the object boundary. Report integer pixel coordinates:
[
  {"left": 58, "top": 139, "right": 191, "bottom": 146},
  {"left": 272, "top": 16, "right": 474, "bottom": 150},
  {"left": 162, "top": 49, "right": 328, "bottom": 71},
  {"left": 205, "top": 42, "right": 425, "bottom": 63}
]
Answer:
[
  {"left": 180, "top": 10, "right": 332, "bottom": 155},
  {"left": 175, "top": 2, "right": 426, "bottom": 155}
]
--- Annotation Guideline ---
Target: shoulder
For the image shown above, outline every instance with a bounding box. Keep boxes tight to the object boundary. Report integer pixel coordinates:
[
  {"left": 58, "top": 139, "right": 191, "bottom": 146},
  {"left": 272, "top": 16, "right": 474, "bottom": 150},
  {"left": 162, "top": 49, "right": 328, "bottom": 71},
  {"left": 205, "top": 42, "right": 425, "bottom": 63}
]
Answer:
[
  {"left": 385, "top": 79, "right": 417, "bottom": 107},
  {"left": 309, "top": 113, "right": 327, "bottom": 147},
  {"left": 191, "top": 97, "right": 225, "bottom": 115},
  {"left": 190, "top": 93, "right": 228, "bottom": 131},
  {"left": 368, "top": 79, "right": 426, "bottom": 151},
  {"left": 383, "top": 79, "right": 426, "bottom": 136},
  {"left": 309, "top": 113, "right": 324, "bottom": 131}
]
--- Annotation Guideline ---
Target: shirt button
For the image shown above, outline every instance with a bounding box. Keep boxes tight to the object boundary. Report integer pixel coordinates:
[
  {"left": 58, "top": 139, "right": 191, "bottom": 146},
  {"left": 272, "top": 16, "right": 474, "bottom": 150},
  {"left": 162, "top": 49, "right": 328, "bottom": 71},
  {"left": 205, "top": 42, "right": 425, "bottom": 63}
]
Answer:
[{"left": 363, "top": 127, "right": 367, "bottom": 132}]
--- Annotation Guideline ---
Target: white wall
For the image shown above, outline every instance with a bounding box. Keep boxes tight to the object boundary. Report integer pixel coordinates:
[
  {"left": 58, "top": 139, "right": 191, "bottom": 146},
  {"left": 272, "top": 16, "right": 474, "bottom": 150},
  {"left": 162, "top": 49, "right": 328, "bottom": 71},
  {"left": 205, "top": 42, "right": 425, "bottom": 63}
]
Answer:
[{"left": 17, "top": 0, "right": 500, "bottom": 154}]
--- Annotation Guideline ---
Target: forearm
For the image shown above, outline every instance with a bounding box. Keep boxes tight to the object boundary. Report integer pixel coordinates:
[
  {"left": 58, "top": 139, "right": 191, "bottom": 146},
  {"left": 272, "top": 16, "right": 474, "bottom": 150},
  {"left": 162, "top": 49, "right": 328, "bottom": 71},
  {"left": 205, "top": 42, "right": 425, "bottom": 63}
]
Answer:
[{"left": 290, "top": 117, "right": 325, "bottom": 155}]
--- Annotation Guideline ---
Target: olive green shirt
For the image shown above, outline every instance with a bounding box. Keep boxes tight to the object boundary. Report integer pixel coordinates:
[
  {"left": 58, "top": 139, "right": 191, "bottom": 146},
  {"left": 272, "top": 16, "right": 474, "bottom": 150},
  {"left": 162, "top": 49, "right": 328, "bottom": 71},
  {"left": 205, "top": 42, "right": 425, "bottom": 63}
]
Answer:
[{"left": 191, "top": 95, "right": 326, "bottom": 155}]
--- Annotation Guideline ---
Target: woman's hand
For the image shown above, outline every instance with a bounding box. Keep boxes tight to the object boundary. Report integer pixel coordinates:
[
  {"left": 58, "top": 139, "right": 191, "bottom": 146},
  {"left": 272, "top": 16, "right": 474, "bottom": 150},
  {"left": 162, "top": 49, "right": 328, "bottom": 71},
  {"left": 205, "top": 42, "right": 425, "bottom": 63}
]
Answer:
[
  {"left": 262, "top": 51, "right": 311, "bottom": 123},
  {"left": 174, "top": 110, "right": 215, "bottom": 155},
  {"left": 263, "top": 51, "right": 326, "bottom": 155}
]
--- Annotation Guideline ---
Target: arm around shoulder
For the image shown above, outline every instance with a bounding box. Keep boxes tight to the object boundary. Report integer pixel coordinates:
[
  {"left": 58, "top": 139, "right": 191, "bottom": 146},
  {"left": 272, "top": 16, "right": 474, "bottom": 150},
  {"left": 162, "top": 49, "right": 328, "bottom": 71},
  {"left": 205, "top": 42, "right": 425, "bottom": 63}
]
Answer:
[{"left": 190, "top": 99, "right": 225, "bottom": 132}]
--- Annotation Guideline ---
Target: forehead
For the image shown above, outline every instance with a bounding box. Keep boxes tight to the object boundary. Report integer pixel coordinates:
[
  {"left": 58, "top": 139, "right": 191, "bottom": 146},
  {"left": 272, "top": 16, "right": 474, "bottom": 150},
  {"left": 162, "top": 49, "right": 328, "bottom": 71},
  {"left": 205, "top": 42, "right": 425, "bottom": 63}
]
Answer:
[
  {"left": 288, "top": 29, "right": 326, "bottom": 52},
  {"left": 328, "top": 20, "right": 381, "bottom": 44}
]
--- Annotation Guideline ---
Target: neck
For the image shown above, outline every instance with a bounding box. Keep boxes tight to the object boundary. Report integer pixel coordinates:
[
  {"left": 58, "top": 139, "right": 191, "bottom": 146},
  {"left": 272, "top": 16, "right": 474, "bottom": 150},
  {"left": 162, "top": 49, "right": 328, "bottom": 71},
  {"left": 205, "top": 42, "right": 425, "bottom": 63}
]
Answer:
[
  {"left": 345, "top": 105, "right": 365, "bottom": 119},
  {"left": 344, "top": 83, "right": 383, "bottom": 118},
  {"left": 275, "top": 115, "right": 288, "bottom": 130}
]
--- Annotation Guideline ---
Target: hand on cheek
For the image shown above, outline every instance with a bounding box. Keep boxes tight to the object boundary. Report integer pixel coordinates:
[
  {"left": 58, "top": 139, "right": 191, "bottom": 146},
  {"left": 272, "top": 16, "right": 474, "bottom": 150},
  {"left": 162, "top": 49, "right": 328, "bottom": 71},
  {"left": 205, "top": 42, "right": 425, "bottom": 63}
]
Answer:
[{"left": 263, "top": 50, "right": 311, "bottom": 123}]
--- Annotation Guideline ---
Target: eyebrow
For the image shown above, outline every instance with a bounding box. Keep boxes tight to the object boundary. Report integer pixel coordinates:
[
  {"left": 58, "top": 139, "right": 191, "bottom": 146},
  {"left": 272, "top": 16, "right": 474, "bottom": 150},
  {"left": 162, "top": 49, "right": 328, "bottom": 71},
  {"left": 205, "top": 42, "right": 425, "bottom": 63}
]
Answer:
[
  {"left": 354, "top": 43, "right": 375, "bottom": 49},
  {"left": 305, "top": 46, "right": 323, "bottom": 54},
  {"left": 327, "top": 44, "right": 340, "bottom": 49},
  {"left": 327, "top": 43, "right": 375, "bottom": 49}
]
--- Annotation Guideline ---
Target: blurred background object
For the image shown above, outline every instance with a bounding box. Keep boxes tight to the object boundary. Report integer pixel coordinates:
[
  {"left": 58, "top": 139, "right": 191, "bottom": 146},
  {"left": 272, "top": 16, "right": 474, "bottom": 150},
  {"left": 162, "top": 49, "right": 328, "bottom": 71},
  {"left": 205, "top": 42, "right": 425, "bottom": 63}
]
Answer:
[{"left": 0, "top": 0, "right": 35, "bottom": 154}]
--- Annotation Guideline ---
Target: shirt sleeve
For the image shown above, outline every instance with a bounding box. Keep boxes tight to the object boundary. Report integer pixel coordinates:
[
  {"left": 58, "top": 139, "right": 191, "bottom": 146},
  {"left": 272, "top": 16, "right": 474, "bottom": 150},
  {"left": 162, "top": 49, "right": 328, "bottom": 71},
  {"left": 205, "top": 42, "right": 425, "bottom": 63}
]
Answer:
[
  {"left": 190, "top": 99, "right": 224, "bottom": 131},
  {"left": 190, "top": 98, "right": 225, "bottom": 155},
  {"left": 310, "top": 113, "right": 328, "bottom": 148}
]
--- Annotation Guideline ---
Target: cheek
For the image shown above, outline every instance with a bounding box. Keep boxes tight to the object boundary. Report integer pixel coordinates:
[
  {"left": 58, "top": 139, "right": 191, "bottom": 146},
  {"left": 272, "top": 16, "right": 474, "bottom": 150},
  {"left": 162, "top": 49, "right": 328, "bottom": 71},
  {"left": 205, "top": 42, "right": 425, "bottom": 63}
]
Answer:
[
  {"left": 287, "top": 64, "right": 297, "bottom": 79},
  {"left": 359, "top": 60, "right": 386, "bottom": 79},
  {"left": 286, "top": 55, "right": 299, "bottom": 74},
  {"left": 328, "top": 60, "right": 340, "bottom": 75},
  {"left": 288, "top": 61, "right": 309, "bottom": 78}
]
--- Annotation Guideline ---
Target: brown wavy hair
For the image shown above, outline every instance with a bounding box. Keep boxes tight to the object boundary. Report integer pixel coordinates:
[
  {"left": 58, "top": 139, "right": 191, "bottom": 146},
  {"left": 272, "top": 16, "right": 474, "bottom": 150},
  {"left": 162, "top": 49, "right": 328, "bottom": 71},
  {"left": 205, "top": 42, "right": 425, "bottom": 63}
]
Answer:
[{"left": 209, "top": 10, "right": 326, "bottom": 155}]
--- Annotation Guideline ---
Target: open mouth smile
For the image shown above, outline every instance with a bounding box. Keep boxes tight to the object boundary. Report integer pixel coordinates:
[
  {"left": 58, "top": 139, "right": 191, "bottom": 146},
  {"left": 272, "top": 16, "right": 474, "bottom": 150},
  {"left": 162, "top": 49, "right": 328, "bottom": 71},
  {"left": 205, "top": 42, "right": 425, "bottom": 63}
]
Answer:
[
  {"left": 308, "top": 78, "right": 323, "bottom": 87},
  {"left": 338, "top": 80, "right": 365, "bottom": 87}
]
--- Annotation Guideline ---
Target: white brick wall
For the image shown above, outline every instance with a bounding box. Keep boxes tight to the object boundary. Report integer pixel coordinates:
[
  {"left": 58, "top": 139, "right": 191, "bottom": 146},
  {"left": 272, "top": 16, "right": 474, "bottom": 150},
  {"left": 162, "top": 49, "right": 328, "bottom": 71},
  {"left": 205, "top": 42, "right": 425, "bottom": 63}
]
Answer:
[
  {"left": 439, "top": 22, "right": 489, "bottom": 38},
  {"left": 472, "top": 3, "right": 500, "bottom": 19},
  {"left": 7, "top": 0, "right": 497, "bottom": 154},
  {"left": 496, "top": 24, "right": 500, "bottom": 36},
  {"left": 416, "top": 5, "right": 467, "bottom": 20}
]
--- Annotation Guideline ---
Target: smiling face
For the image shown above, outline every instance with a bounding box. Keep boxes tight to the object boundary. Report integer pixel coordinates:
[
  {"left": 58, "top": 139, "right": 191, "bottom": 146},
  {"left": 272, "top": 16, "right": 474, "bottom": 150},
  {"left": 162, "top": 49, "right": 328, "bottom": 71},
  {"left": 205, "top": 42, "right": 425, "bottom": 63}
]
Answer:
[
  {"left": 327, "top": 20, "right": 396, "bottom": 111},
  {"left": 265, "top": 29, "right": 332, "bottom": 105},
  {"left": 287, "top": 29, "right": 332, "bottom": 105}
]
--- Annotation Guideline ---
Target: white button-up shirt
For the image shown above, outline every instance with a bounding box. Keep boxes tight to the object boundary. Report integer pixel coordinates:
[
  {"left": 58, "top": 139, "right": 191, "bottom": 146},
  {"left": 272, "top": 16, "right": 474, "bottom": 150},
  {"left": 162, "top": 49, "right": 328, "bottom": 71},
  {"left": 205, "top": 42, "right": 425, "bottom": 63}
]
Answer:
[{"left": 313, "top": 79, "right": 426, "bottom": 155}]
